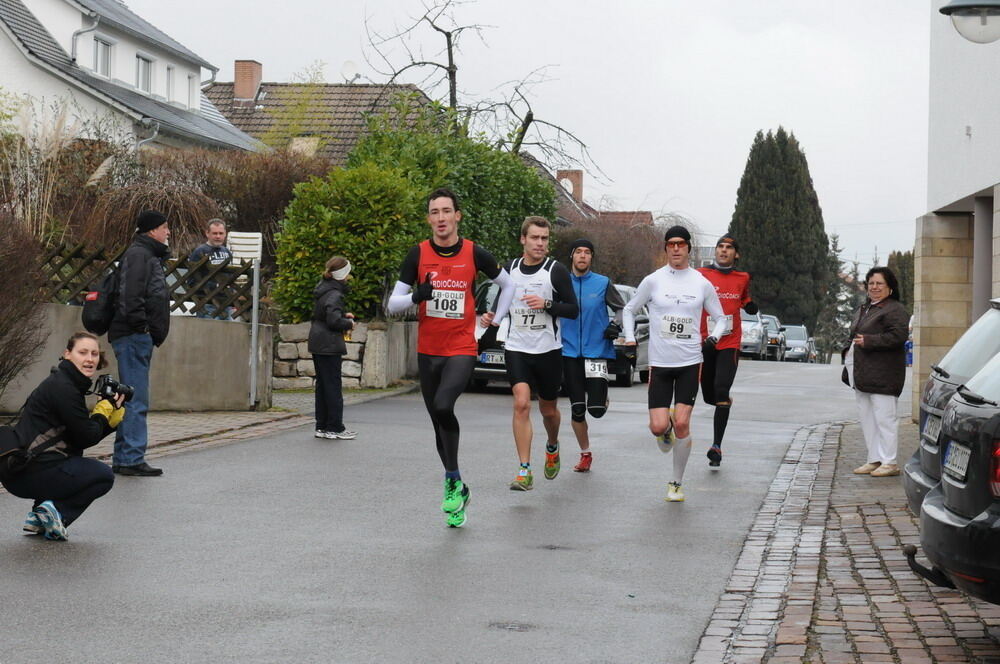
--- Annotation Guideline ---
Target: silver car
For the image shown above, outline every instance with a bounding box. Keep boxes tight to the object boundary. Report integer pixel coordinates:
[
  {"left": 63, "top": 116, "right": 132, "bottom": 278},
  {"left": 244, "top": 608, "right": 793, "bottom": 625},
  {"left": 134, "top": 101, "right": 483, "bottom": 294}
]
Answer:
[{"left": 740, "top": 310, "right": 767, "bottom": 360}]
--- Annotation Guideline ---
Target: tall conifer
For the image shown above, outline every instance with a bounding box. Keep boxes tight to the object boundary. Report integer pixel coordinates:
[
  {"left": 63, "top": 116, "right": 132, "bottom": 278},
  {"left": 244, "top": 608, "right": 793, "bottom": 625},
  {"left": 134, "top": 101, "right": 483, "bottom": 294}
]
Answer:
[{"left": 729, "top": 128, "right": 830, "bottom": 330}]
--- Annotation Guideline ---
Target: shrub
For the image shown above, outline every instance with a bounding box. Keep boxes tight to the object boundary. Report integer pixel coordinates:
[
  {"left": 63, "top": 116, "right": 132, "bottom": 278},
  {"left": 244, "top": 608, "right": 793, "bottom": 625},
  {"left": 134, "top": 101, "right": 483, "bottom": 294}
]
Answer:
[
  {"left": 0, "top": 217, "right": 48, "bottom": 403},
  {"left": 273, "top": 163, "right": 424, "bottom": 322},
  {"left": 552, "top": 220, "right": 663, "bottom": 287},
  {"left": 348, "top": 101, "right": 556, "bottom": 263}
]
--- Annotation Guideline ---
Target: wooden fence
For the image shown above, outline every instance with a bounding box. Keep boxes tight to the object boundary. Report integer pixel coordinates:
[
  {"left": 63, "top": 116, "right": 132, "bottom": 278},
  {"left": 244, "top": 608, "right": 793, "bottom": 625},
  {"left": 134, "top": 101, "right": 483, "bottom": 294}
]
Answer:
[{"left": 41, "top": 242, "right": 258, "bottom": 320}]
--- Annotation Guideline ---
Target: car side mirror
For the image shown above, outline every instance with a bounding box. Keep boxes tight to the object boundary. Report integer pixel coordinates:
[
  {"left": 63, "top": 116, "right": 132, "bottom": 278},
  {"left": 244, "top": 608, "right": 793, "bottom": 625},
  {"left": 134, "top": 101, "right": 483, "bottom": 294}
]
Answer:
[{"left": 779, "top": 326, "right": 786, "bottom": 332}]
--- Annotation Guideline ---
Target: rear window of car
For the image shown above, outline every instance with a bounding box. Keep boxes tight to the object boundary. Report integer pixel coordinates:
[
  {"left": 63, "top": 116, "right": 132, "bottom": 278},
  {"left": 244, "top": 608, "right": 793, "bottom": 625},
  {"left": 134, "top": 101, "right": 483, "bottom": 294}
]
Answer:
[
  {"left": 937, "top": 306, "right": 1000, "bottom": 383},
  {"left": 785, "top": 326, "right": 808, "bottom": 341},
  {"left": 963, "top": 351, "right": 1000, "bottom": 401},
  {"left": 762, "top": 317, "right": 778, "bottom": 331}
]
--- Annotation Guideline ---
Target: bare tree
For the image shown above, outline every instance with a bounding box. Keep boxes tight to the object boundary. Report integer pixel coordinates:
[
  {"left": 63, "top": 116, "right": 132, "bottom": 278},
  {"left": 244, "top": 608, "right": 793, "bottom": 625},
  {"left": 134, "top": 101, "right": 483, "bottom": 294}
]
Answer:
[{"left": 363, "top": 0, "right": 606, "bottom": 178}]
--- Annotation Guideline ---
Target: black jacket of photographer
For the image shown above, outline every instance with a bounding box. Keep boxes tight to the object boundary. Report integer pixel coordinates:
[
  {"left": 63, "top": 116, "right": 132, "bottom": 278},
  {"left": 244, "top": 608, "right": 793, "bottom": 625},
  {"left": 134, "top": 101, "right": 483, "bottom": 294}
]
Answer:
[
  {"left": 9, "top": 360, "right": 114, "bottom": 475},
  {"left": 308, "top": 278, "right": 352, "bottom": 355},
  {"left": 109, "top": 233, "right": 170, "bottom": 346}
]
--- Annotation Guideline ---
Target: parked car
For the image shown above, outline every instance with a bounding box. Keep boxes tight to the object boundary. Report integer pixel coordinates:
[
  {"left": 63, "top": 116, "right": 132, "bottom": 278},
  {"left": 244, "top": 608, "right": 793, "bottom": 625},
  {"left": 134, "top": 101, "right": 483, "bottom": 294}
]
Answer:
[
  {"left": 740, "top": 309, "right": 768, "bottom": 360},
  {"left": 760, "top": 314, "right": 786, "bottom": 361},
  {"left": 783, "top": 325, "right": 813, "bottom": 362},
  {"left": 904, "top": 349, "right": 1000, "bottom": 605},
  {"left": 470, "top": 282, "right": 649, "bottom": 389},
  {"left": 904, "top": 298, "right": 1000, "bottom": 515}
]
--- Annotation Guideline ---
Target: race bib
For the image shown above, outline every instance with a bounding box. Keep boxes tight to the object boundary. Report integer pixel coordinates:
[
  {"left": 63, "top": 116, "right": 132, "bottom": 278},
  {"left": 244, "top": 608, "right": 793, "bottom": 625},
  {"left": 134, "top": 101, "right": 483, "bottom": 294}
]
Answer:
[
  {"left": 512, "top": 307, "right": 547, "bottom": 330},
  {"left": 659, "top": 314, "right": 694, "bottom": 340},
  {"left": 426, "top": 290, "right": 465, "bottom": 319},
  {"left": 584, "top": 359, "right": 608, "bottom": 380},
  {"left": 710, "top": 314, "right": 733, "bottom": 336}
]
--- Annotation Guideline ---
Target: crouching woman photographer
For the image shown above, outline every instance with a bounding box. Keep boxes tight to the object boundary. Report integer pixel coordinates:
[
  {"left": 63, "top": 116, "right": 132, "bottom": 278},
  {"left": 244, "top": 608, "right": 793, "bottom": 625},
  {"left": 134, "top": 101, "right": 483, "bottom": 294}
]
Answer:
[{"left": 0, "top": 332, "right": 125, "bottom": 541}]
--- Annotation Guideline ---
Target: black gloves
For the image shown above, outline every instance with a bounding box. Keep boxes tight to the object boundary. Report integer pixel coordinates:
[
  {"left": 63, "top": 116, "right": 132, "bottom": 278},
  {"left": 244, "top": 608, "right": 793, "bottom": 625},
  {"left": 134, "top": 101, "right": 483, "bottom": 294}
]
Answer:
[
  {"left": 603, "top": 321, "right": 623, "bottom": 340},
  {"left": 703, "top": 336, "right": 718, "bottom": 352},
  {"left": 743, "top": 301, "right": 759, "bottom": 315},
  {"left": 412, "top": 273, "right": 434, "bottom": 303}
]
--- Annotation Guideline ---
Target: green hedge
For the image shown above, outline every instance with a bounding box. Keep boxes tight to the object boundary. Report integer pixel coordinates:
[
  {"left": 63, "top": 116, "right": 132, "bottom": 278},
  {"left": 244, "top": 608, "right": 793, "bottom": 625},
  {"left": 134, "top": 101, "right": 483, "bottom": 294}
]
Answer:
[{"left": 273, "top": 163, "right": 424, "bottom": 322}]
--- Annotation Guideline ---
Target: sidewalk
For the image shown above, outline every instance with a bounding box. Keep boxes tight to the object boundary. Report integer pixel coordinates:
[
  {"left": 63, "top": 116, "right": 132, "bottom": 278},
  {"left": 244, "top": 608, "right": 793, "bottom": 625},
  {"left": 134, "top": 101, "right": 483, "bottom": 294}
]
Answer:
[{"left": 691, "top": 419, "right": 1000, "bottom": 664}]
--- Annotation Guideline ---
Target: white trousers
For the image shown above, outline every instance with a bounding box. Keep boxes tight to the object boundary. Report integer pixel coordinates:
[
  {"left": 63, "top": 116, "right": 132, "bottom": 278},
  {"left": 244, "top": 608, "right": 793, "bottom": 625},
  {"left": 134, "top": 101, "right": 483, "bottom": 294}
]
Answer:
[{"left": 855, "top": 391, "right": 899, "bottom": 464}]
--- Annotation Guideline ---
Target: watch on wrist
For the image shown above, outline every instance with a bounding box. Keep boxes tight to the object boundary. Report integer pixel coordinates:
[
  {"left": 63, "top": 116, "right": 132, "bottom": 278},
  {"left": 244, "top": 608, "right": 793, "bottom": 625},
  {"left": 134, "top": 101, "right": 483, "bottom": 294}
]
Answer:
[{"left": 544, "top": 299, "right": 552, "bottom": 311}]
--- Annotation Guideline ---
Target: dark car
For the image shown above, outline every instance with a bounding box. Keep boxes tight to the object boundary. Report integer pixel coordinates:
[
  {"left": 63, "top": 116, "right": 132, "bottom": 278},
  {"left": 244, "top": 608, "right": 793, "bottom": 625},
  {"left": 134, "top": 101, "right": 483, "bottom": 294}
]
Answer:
[
  {"left": 740, "top": 309, "right": 767, "bottom": 360},
  {"left": 470, "top": 282, "right": 649, "bottom": 389},
  {"left": 760, "top": 314, "right": 786, "bottom": 361},
  {"left": 904, "top": 352, "right": 1000, "bottom": 605},
  {"left": 904, "top": 298, "right": 1000, "bottom": 515},
  {"left": 782, "top": 324, "right": 813, "bottom": 363}
]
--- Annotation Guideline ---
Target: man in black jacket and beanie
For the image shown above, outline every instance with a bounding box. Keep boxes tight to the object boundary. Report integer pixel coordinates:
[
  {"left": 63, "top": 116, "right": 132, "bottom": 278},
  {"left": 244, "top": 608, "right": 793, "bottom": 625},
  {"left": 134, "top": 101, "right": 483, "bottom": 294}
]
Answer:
[{"left": 109, "top": 210, "right": 171, "bottom": 476}]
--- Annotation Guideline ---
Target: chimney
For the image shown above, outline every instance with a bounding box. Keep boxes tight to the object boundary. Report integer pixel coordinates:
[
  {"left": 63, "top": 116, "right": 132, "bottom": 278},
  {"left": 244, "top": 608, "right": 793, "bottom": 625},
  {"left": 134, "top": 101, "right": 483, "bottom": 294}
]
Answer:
[
  {"left": 556, "top": 169, "right": 583, "bottom": 203},
  {"left": 234, "top": 60, "right": 262, "bottom": 105}
]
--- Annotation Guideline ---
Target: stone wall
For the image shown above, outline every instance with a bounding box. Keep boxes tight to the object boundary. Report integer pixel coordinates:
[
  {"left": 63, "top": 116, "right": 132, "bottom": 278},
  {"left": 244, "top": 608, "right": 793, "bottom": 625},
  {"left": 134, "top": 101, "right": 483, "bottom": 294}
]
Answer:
[{"left": 272, "top": 320, "right": 419, "bottom": 390}]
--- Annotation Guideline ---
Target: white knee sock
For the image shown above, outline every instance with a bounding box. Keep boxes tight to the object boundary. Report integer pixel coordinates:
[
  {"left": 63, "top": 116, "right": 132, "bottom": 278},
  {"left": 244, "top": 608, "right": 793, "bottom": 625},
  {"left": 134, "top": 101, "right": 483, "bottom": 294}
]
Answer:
[{"left": 672, "top": 436, "right": 692, "bottom": 483}]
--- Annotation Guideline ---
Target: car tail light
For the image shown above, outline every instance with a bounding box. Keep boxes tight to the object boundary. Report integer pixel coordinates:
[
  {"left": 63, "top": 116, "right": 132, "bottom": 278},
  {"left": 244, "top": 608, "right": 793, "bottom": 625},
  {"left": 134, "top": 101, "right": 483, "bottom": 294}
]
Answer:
[{"left": 991, "top": 439, "right": 1000, "bottom": 498}]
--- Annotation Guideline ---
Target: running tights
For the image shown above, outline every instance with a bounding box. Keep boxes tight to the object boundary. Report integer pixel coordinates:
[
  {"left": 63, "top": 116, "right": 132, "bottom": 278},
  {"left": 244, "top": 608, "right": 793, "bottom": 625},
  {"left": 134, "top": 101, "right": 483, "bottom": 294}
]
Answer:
[{"left": 418, "top": 354, "right": 476, "bottom": 472}]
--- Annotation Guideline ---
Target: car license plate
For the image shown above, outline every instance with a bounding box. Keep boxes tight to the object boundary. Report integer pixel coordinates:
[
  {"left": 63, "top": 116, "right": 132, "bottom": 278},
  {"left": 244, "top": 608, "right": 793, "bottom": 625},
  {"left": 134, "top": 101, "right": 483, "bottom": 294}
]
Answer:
[
  {"left": 943, "top": 441, "right": 972, "bottom": 481},
  {"left": 923, "top": 414, "right": 942, "bottom": 443},
  {"left": 480, "top": 351, "right": 504, "bottom": 365}
]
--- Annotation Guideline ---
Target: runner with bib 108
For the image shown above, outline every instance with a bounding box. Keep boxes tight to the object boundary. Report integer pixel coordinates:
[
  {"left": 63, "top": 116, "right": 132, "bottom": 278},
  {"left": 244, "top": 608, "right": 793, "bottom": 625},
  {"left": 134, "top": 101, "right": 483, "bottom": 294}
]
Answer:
[
  {"left": 386, "top": 188, "right": 514, "bottom": 528},
  {"left": 623, "top": 226, "right": 726, "bottom": 502}
]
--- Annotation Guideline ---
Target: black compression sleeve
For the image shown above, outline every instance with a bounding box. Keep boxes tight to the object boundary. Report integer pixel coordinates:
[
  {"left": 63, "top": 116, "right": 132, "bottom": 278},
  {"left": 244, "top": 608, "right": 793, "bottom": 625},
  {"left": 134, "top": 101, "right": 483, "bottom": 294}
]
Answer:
[
  {"left": 548, "top": 262, "right": 579, "bottom": 319},
  {"left": 473, "top": 245, "right": 502, "bottom": 279},
  {"left": 398, "top": 246, "right": 420, "bottom": 285}
]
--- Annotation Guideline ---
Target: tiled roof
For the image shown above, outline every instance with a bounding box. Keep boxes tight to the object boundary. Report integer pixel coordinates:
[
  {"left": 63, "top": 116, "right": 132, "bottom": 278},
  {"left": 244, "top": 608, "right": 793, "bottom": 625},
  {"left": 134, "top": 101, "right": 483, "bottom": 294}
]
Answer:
[
  {"left": 597, "top": 211, "right": 655, "bottom": 226},
  {"left": 519, "top": 152, "right": 597, "bottom": 226},
  {"left": 74, "top": 0, "right": 214, "bottom": 69},
  {"left": 203, "top": 82, "right": 431, "bottom": 165},
  {"left": 0, "top": 0, "right": 258, "bottom": 150}
]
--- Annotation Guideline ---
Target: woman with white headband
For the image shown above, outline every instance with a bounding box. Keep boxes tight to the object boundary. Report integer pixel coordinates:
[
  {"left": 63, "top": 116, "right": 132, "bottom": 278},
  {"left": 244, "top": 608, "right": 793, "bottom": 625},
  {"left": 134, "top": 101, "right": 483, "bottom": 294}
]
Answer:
[{"left": 307, "top": 256, "right": 357, "bottom": 440}]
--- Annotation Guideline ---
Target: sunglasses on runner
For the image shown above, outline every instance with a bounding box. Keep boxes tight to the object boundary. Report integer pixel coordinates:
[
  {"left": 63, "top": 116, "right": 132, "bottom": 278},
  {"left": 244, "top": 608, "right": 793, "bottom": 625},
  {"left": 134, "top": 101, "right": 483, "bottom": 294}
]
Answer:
[{"left": 665, "top": 240, "right": 687, "bottom": 248}]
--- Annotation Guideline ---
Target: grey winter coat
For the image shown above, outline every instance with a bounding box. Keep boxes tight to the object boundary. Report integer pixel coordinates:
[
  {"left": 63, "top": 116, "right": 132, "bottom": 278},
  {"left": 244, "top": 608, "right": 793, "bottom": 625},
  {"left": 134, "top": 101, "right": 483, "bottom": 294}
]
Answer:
[
  {"left": 843, "top": 298, "right": 909, "bottom": 397},
  {"left": 308, "top": 278, "right": 353, "bottom": 355}
]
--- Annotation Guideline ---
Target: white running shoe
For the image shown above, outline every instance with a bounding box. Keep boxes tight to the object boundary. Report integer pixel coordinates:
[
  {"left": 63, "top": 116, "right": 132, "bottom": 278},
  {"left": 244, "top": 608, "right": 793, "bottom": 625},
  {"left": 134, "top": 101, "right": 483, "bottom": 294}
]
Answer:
[{"left": 665, "top": 482, "right": 685, "bottom": 502}]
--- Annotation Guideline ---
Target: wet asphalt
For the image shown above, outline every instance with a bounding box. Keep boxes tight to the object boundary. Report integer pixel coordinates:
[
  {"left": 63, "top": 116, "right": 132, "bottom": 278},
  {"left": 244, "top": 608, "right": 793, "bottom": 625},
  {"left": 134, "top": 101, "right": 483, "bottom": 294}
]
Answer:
[{"left": 0, "top": 360, "right": 868, "bottom": 664}]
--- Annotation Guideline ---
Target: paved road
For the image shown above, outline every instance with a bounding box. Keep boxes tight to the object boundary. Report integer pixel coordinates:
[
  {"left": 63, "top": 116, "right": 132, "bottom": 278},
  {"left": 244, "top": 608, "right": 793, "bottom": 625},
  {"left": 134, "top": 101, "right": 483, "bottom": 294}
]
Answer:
[{"left": 0, "top": 360, "right": 872, "bottom": 664}]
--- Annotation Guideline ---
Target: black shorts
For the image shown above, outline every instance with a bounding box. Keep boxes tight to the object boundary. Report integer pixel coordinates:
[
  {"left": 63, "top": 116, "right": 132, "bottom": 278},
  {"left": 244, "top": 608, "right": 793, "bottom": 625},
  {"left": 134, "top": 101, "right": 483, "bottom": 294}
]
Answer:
[
  {"left": 562, "top": 356, "right": 610, "bottom": 421},
  {"left": 701, "top": 347, "right": 739, "bottom": 404},
  {"left": 647, "top": 364, "right": 700, "bottom": 409},
  {"left": 506, "top": 348, "right": 563, "bottom": 401}
]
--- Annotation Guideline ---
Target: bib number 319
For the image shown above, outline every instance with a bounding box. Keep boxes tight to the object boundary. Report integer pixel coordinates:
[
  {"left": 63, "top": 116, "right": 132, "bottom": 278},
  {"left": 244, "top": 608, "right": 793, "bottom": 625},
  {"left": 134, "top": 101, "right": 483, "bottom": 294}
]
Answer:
[{"left": 584, "top": 359, "right": 608, "bottom": 380}]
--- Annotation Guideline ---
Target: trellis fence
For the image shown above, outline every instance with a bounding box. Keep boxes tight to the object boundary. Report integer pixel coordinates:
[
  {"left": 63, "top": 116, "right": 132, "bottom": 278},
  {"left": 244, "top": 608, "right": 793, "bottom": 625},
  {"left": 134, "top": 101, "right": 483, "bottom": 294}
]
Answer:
[{"left": 41, "top": 242, "right": 258, "bottom": 320}]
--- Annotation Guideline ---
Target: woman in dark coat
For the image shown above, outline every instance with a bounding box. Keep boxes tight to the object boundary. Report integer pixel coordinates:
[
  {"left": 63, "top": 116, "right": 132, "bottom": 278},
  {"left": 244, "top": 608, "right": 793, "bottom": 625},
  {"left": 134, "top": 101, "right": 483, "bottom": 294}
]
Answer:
[
  {"left": 1, "top": 332, "right": 124, "bottom": 540},
  {"left": 308, "top": 256, "right": 357, "bottom": 440},
  {"left": 843, "top": 266, "right": 910, "bottom": 477}
]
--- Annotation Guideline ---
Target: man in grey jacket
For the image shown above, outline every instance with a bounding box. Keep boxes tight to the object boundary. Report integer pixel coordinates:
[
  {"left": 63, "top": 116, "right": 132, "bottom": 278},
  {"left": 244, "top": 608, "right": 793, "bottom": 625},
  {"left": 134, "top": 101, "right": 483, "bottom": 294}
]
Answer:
[{"left": 109, "top": 210, "right": 170, "bottom": 477}]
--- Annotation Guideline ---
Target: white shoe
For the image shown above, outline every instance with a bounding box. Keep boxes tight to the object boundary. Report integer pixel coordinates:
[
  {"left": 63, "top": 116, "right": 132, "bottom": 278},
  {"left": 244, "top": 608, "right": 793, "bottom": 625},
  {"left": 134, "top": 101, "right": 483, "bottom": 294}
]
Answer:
[
  {"left": 327, "top": 429, "right": 357, "bottom": 440},
  {"left": 665, "top": 482, "right": 685, "bottom": 502}
]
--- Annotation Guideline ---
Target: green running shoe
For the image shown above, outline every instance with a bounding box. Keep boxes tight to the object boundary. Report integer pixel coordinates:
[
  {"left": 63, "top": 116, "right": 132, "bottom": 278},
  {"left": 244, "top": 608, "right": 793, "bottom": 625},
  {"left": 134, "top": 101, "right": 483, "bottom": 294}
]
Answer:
[
  {"left": 510, "top": 468, "right": 533, "bottom": 491},
  {"left": 446, "top": 487, "right": 470, "bottom": 528},
  {"left": 441, "top": 478, "right": 467, "bottom": 514},
  {"left": 543, "top": 446, "right": 560, "bottom": 480}
]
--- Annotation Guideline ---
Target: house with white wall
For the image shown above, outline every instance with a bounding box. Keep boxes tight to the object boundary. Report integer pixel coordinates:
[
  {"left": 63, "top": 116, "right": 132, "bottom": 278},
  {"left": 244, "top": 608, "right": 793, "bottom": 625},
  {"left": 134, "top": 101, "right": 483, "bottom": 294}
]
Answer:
[
  {"left": 913, "top": 1, "right": 1000, "bottom": 414},
  {"left": 0, "top": 0, "right": 258, "bottom": 150}
]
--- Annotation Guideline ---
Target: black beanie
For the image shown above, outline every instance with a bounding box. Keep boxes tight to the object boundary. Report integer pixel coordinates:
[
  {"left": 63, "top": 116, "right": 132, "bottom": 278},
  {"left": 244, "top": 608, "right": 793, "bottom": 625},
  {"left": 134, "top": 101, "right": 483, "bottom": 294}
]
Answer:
[
  {"left": 663, "top": 225, "right": 691, "bottom": 247},
  {"left": 136, "top": 210, "right": 167, "bottom": 234},
  {"left": 717, "top": 234, "right": 739, "bottom": 252},
  {"left": 569, "top": 238, "right": 595, "bottom": 258}
]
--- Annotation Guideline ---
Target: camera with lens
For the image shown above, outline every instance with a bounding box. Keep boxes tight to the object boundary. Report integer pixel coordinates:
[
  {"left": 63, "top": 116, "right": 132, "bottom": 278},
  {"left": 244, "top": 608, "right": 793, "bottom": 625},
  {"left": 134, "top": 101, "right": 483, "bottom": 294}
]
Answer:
[{"left": 94, "top": 374, "right": 134, "bottom": 403}]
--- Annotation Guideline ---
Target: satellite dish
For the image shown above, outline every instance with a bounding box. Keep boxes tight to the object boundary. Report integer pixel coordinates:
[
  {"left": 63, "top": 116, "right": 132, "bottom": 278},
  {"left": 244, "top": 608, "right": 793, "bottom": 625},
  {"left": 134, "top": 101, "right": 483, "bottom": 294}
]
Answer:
[{"left": 340, "top": 60, "right": 361, "bottom": 84}]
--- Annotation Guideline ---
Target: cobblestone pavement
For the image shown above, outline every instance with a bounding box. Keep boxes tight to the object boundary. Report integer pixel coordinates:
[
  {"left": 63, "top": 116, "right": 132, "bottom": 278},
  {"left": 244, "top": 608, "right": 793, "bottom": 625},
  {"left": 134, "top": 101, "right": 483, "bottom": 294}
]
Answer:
[{"left": 692, "top": 418, "right": 1000, "bottom": 664}]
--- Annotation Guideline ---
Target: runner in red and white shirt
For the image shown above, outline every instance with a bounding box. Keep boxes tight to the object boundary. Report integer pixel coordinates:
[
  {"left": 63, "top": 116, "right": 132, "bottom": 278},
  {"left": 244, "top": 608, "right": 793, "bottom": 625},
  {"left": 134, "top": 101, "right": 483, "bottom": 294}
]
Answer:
[
  {"left": 387, "top": 188, "right": 514, "bottom": 528},
  {"left": 697, "top": 234, "right": 758, "bottom": 469}
]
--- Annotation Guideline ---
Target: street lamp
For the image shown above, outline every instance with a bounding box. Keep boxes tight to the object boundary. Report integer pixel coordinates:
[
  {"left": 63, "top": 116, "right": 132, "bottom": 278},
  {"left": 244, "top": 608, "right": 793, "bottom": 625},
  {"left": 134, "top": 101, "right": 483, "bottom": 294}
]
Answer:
[{"left": 940, "top": 0, "right": 1000, "bottom": 44}]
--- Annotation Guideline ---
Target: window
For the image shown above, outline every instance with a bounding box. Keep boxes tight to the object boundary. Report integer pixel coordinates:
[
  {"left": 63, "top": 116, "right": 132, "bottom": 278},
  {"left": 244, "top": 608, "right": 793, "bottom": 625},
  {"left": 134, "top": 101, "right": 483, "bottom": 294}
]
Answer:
[
  {"left": 187, "top": 74, "right": 197, "bottom": 109},
  {"left": 165, "top": 66, "right": 175, "bottom": 101},
  {"left": 93, "top": 38, "right": 111, "bottom": 77},
  {"left": 136, "top": 55, "right": 152, "bottom": 93}
]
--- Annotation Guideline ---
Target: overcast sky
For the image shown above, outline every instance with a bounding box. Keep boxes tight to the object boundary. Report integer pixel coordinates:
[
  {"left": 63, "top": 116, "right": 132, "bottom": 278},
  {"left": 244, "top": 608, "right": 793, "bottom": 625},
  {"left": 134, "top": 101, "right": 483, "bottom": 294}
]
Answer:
[{"left": 128, "top": 0, "right": 931, "bottom": 270}]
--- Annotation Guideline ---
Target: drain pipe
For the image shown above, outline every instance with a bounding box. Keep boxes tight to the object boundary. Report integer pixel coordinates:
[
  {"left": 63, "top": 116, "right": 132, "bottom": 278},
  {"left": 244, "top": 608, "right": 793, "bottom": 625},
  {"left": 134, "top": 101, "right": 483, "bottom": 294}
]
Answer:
[
  {"left": 200, "top": 68, "right": 217, "bottom": 88},
  {"left": 135, "top": 119, "right": 159, "bottom": 151},
  {"left": 71, "top": 12, "right": 100, "bottom": 63}
]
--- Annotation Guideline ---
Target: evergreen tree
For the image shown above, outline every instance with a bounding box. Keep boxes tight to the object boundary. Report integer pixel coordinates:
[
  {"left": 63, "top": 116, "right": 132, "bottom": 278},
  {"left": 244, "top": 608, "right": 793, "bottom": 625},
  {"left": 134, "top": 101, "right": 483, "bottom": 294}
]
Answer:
[
  {"left": 729, "top": 128, "right": 830, "bottom": 330},
  {"left": 813, "top": 234, "right": 852, "bottom": 363},
  {"left": 887, "top": 249, "right": 914, "bottom": 315}
]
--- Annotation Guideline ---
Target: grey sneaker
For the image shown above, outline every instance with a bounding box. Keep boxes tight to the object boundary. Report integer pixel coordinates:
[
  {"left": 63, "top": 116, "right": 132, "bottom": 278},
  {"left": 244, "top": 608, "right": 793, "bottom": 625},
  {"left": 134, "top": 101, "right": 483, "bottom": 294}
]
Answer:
[{"left": 328, "top": 429, "right": 357, "bottom": 440}]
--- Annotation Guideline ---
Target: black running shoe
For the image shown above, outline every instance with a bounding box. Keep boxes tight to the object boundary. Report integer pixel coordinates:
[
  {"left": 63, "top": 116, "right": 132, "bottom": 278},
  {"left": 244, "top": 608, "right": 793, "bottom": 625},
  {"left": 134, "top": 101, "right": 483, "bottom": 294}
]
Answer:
[{"left": 707, "top": 445, "right": 722, "bottom": 467}]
